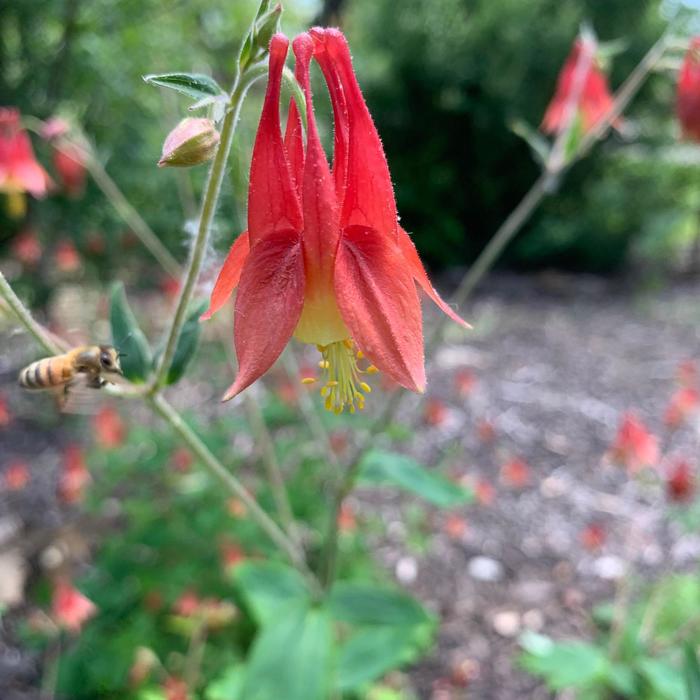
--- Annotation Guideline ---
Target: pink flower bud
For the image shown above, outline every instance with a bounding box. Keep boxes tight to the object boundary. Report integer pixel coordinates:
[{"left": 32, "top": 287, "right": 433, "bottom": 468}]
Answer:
[{"left": 158, "top": 118, "right": 219, "bottom": 168}]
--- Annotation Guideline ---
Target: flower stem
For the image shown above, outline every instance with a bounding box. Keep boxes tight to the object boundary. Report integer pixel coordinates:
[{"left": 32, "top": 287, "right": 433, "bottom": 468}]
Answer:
[
  {"left": 151, "top": 66, "right": 264, "bottom": 392},
  {"left": 148, "top": 393, "right": 319, "bottom": 593},
  {"left": 0, "top": 271, "right": 65, "bottom": 355}
]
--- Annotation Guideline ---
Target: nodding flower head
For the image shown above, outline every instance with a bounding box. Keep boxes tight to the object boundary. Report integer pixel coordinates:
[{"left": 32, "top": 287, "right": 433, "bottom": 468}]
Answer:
[
  {"left": 678, "top": 37, "right": 700, "bottom": 142},
  {"left": 202, "top": 30, "right": 469, "bottom": 413}
]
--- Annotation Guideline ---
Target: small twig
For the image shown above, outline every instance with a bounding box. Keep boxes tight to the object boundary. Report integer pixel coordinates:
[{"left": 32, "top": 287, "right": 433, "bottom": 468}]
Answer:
[
  {"left": 608, "top": 571, "right": 633, "bottom": 660},
  {"left": 183, "top": 619, "right": 208, "bottom": 692}
]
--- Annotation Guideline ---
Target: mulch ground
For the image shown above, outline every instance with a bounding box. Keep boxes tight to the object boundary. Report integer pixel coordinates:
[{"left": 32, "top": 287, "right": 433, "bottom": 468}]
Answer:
[{"left": 2, "top": 272, "right": 700, "bottom": 699}]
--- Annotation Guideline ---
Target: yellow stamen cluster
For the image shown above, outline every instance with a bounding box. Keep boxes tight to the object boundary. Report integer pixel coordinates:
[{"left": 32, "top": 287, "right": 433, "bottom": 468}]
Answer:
[{"left": 301, "top": 340, "right": 378, "bottom": 414}]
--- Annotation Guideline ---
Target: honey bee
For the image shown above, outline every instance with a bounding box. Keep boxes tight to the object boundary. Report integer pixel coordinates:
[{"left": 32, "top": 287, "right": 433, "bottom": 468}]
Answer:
[{"left": 19, "top": 345, "right": 124, "bottom": 402}]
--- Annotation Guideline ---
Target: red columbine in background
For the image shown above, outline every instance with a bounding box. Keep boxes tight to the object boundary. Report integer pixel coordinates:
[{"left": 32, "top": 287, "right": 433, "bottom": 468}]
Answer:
[
  {"left": 0, "top": 108, "right": 51, "bottom": 218},
  {"left": 678, "top": 37, "right": 700, "bottom": 142},
  {"left": 541, "top": 35, "right": 615, "bottom": 136},
  {"left": 203, "top": 30, "right": 469, "bottom": 413}
]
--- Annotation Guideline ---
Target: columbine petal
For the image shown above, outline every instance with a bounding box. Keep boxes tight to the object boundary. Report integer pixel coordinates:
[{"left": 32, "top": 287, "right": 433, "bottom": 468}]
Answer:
[
  {"left": 201, "top": 232, "right": 250, "bottom": 321},
  {"left": 247, "top": 34, "right": 302, "bottom": 245},
  {"left": 397, "top": 226, "right": 471, "bottom": 329},
  {"left": 310, "top": 28, "right": 349, "bottom": 198},
  {"left": 294, "top": 33, "right": 340, "bottom": 281},
  {"left": 320, "top": 29, "right": 398, "bottom": 239},
  {"left": 223, "top": 229, "right": 305, "bottom": 401},
  {"left": 335, "top": 225, "right": 425, "bottom": 392}
]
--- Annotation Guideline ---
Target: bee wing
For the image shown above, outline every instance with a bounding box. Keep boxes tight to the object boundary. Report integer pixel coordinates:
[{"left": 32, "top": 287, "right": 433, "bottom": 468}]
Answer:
[{"left": 59, "top": 375, "right": 104, "bottom": 415}]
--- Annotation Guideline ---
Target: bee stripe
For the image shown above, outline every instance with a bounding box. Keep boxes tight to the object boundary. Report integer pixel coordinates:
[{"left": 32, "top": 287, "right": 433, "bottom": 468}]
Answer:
[
  {"left": 34, "top": 362, "right": 42, "bottom": 388},
  {"left": 46, "top": 360, "right": 56, "bottom": 385},
  {"left": 21, "top": 364, "right": 35, "bottom": 388}
]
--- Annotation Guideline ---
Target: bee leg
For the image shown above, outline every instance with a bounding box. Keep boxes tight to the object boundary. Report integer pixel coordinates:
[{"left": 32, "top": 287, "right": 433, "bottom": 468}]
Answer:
[{"left": 85, "top": 375, "right": 105, "bottom": 390}]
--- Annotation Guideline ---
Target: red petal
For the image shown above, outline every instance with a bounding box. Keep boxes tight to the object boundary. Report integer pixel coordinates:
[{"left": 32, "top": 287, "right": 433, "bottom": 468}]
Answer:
[
  {"left": 310, "top": 28, "right": 349, "bottom": 198},
  {"left": 397, "top": 226, "right": 471, "bottom": 329},
  {"left": 247, "top": 34, "right": 302, "bottom": 246},
  {"left": 223, "top": 229, "right": 305, "bottom": 400},
  {"left": 293, "top": 33, "right": 340, "bottom": 282},
  {"left": 201, "top": 232, "right": 250, "bottom": 321},
  {"left": 284, "top": 42, "right": 306, "bottom": 195},
  {"left": 335, "top": 225, "right": 425, "bottom": 392},
  {"left": 320, "top": 29, "right": 398, "bottom": 239}
]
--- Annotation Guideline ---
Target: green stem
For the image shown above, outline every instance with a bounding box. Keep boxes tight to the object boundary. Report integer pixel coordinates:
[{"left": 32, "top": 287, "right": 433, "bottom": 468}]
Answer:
[
  {"left": 148, "top": 393, "right": 319, "bottom": 593},
  {"left": 151, "top": 66, "right": 264, "bottom": 391},
  {"left": 0, "top": 271, "right": 65, "bottom": 355}
]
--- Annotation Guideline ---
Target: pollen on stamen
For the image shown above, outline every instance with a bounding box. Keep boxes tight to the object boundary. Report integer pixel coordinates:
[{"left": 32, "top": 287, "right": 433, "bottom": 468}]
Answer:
[
  {"left": 301, "top": 377, "right": 317, "bottom": 385},
  {"left": 315, "top": 340, "right": 377, "bottom": 414}
]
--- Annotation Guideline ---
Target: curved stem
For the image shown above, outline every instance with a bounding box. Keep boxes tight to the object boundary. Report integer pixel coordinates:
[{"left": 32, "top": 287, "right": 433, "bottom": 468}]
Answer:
[{"left": 0, "top": 271, "right": 65, "bottom": 355}]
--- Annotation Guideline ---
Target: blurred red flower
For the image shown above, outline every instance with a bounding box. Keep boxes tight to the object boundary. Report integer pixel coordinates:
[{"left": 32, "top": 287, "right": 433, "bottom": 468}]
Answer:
[
  {"left": 227, "top": 497, "right": 248, "bottom": 518},
  {"left": 59, "top": 444, "right": 90, "bottom": 504},
  {"left": 221, "top": 542, "right": 246, "bottom": 570},
  {"left": 160, "top": 275, "right": 181, "bottom": 301},
  {"left": 53, "top": 143, "right": 86, "bottom": 198},
  {"left": 52, "top": 579, "right": 97, "bottom": 632},
  {"left": 474, "top": 478, "right": 495, "bottom": 506},
  {"left": 424, "top": 398, "right": 448, "bottom": 426},
  {"left": 667, "top": 459, "right": 695, "bottom": 503},
  {"left": 443, "top": 513, "right": 468, "bottom": 540},
  {"left": 580, "top": 522, "right": 606, "bottom": 551},
  {"left": 170, "top": 447, "right": 193, "bottom": 474},
  {"left": 678, "top": 37, "right": 700, "bottom": 141},
  {"left": 11, "top": 228, "right": 42, "bottom": 266},
  {"left": 608, "top": 412, "right": 659, "bottom": 473},
  {"left": 500, "top": 457, "right": 531, "bottom": 488},
  {"left": 0, "top": 108, "right": 52, "bottom": 218},
  {"left": 337, "top": 501, "right": 357, "bottom": 533},
  {"left": 173, "top": 590, "right": 201, "bottom": 617},
  {"left": 477, "top": 419, "right": 496, "bottom": 444},
  {"left": 455, "top": 368, "right": 477, "bottom": 397},
  {"left": 54, "top": 240, "right": 81, "bottom": 273},
  {"left": 93, "top": 406, "right": 126, "bottom": 448},
  {"left": 664, "top": 387, "right": 700, "bottom": 429},
  {"left": 201, "top": 30, "right": 468, "bottom": 412},
  {"left": 163, "top": 677, "right": 190, "bottom": 700},
  {"left": 4, "top": 461, "right": 30, "bottom": 491},
  {"left": 542, "top": 36, "right": 615, "bottom": 136}
]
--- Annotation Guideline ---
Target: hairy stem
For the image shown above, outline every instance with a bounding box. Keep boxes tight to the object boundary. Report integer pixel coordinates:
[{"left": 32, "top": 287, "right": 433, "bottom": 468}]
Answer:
[{"left": 0, "top": 271, "right": 65, "bottom": 355}]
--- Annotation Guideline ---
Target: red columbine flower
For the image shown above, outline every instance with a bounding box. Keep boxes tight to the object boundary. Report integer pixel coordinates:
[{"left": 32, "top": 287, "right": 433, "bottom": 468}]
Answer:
[
  {"left": 541, "top": 36, "right": 615, "bottom": 136},
  {"left": 202, "top": 30, "right": 469, "bottom": 413},
  {"left": 58, "top": 444, "right": 90, "bottom": 504},
  {"left": 664, "top": 387, "right": 700, "bottom": 429},
  {"left": 0, "top": 108, "right": 51, "bottom": 218},
  {"left": 678, "top": 38, "right": 700, "bottom": 141},
  {"left": 608, "top": 412, "right": 659, "bottom": 473}
]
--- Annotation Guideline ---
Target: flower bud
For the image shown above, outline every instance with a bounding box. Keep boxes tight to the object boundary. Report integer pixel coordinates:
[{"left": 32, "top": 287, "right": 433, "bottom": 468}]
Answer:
[{"left": 158, "top": 118, "right": 219, "bottom": 168}]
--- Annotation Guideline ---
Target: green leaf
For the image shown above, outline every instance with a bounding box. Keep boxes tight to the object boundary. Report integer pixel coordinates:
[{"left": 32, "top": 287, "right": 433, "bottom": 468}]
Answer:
[
  {"left": 685, "top": 646, "right": 700, "bottom": 700},
  {"left": 358, "top": 450, "right": 473, "bottom": 508},
  {"left": 328, "top": 582, "right": 431, "bottom": 627},
  {"left": 110, "top": 282, "right": 152, "bottom": 382},
  {"left": 638, "top": 658, "right": 686, "bottom": 699},
  {"left": 205, "top": 665, "right": 245, "bottom": 700},
  {"left": 143, "top": 73, "right": 224, "bottom": 101},
  {"left": 337, "top": 625, "right": 431, "bottom": 691},
  {"left": 162, "top": 301, "right": 206, "bottom": 385},
  {"left": 519, "top": 633, "right": 608, "bottom": 690},
  {"left": 231, "top": 561, "right": 310, "bottom": 626},
  {"left": 510, "top": 118, "right": 551, "bottom": 166},
  {"left": 241, "top": 605, "right": 334, "bottom": 700}
]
